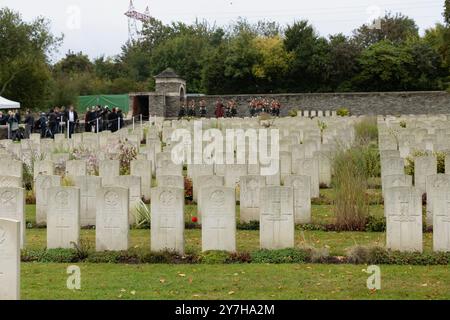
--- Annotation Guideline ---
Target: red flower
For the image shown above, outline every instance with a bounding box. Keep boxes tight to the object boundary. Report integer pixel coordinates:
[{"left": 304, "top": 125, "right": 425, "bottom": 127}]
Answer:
[{"left": 192, "top": 217, "right": 198, "bottom": 223}]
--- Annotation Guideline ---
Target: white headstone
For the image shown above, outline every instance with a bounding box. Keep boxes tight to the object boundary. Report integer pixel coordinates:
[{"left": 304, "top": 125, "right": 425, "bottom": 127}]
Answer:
[
  {"left": 0, "top": 160, "right": 22, "bottom": 179},
  {"left": 130, "top": 160, "right": 152, "bottom": 201},
  {"left": 157, "top": 175, "right": 184, "bottom": 188},
  {"left": 426, "top": 174, "right": 450, "bottom": 226},
  {"left": 414, "top": 156, "right": 437, "bottom": 195},
  {"left": 239, "top": 176, "right": 265, "bottom": 223},
  {"left": 34, "top": 160, "right": 54, "bottom": 180},
  {"left": 151, "top": 187, "right": 185, "bottom": 254},
  {"left": 0, "top": 187, "right": 25, "bottom": 248},
  {"left": 0, "top": 176, "right": 22, "bottom": 188},
  {"left": 107, "top": 176, "right": 142, "bottom": 225},
  {"left": 385, "top": 187, "right": 423, "bottom": 252},
  {"left": 0, "top": 218, "right": 20, "bottom": 300},
  {"left": 432, "top": 186, "right": 450, "bottom": 252},
  {"left": 224, "top": 164, "right": 248, "bottom": 189},
  {"left": 99, "top": 160, "right": 120, "bottom": 185},
  {"left": 284, "top": 175, "right": 312, "bottom": 224},
  {"left": 74, "top": 176, "right": 102, "bottom": 227},
  {"left": 197, "top": 175, "right": 224, "bottom": 222},
  {"left": 65, "top": 160, "right": 87, "bottom": 178},
  {"left": 201, "top": 187, "right": 236, "bottom": 252},
  {"left": 35, "top": 175, "right": 62, "bottom": 225},
  {"left": 260, "top": 186, "right": 295, "bottom": 249},
  {"left": 96, "top": 187, "right": 129, "bottom": 251},
  {"left": 295, "top": 158, "right": 320, "bottom": 198},
  {"left": 47, "top": 187, "right": 80, "bottom": 249}
]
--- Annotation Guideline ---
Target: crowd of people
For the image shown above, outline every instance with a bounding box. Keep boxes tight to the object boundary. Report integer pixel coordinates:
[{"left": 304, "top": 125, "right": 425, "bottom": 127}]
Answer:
[
  {"left": 249, "top": 98, "right": 281, "bottom": 117},
  {"left": 0, "top": 105, "right": 125, "bottom": 141},
  {"left": 178, "top": 98, "right": 282, "bottom": 120},
  {"left": 84, "top": 106, "right": 125, "bottom": 134}
]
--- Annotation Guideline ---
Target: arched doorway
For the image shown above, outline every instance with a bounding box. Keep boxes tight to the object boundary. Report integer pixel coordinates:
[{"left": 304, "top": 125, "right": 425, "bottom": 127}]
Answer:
[{"left": 179, "top": 86, "right": 186, "bottom": 106}]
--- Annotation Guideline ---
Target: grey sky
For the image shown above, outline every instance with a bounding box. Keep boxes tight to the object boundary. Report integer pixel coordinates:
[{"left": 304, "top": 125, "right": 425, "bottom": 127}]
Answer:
[{"left": 1, "top": 0, "right": 445, "bottom": 61}]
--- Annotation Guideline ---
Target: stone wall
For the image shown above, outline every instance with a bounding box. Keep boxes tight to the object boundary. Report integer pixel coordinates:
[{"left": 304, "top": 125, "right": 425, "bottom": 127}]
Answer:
[{"left": 178, "top": 91, "right": 450, "bottom": 118}]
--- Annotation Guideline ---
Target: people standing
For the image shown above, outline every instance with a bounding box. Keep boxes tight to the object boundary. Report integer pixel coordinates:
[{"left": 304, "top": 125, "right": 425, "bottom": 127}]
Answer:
[
  {"left": 39, "top": 112, "right": 49, "bottom": 138},
  {"left": 65, "top": 105, "right": 78, "bottom": 138},
  {"left": 24, "top": 109, "right": 34, "bottom": 139},
  {"left": 48, "top": 108, "right": 57, "bottom": 138},
  {"left": 8, "top": 110, "right": 20, "bottom": 141},
  {"left": 215, "top": 99, "right": 225, "bottom": 118},
  {"left": 178, "top": 102, "right": 187, "bottom": 120},
  {"left": 0, "top": 111, "right": 9, "bottom": 125},
  {"left": 199, "top": 99, "right": 207, "bottom": 118}
]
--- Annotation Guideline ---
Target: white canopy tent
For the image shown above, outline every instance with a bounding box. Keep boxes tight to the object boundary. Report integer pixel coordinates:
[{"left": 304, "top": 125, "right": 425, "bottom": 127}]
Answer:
[{"left": 0, "top": 96, "right": 20, "bottom": 109}]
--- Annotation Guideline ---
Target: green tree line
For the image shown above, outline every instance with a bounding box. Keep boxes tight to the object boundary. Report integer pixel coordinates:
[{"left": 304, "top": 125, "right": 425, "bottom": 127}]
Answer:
[{"left": 2, "top": 4, "right": 450, "bottom": 110}]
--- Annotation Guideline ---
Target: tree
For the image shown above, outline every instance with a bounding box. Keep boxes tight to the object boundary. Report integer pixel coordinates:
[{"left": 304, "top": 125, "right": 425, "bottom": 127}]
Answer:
[
  {"left": 0, "top": 8, "right": 61, "bottom": 107},
  {"left": 252, "top": 36, "right": 292, "bottom": 92},
  {"left": 425, "top": 23, "right": 450, "bottom": 70},
  {"left": 223, "top": 29, "right": 260, "bottom": 93},
  {"left": 150, "top": 33, "right": 211, "bottom": 93},
  {"left": 353, "top": 40, "right": 413, "bottom": 91},
  {"left": 353, "top": 12, "right": 419, "bottom": 48},
  {"left": 445, "top": 0, "right": 450, "bottom": 25},
  {"left": 326, "top": 34, "right": 361, "bottom": 91},
  {"left": 53, "top": 51, "right": 93, "bottom": 74},
  {"left": 284, "top": 20, "right": 329, "bottom": 92}
]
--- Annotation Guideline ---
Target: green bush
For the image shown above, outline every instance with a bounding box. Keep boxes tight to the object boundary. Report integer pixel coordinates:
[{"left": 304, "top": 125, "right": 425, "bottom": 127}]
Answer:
[
  {"left": 200, "top": 251, "right": 231, "bottom": 264},
  {"left": 85, "top": 251, "right": 121, "bottom": 263},
  {"left": 237, "top": 220, "right": 260, "bottom": 230},
  {"left": 345, "top": 246, "right": 450, "bottom": 265},
  {"left": 288, "top": 109, "right": 299, "bottom": 117},
  {"left": 41, "top": 249, "right": 80, "bottom": 263},
  {"left": 336, "top": 108, "right": 350, "bottom": 116},
  {"left": 251, "top": 248, "right": 311, "bottom": 264},
  {"left": 365, "top": 215, "right": 386, "bottom": 232}
]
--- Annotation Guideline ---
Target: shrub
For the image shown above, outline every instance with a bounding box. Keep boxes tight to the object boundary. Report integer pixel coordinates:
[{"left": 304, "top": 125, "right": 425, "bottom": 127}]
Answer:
[
  {"left": 226, "top": 252, "right": 252, "bottom": 264},
  {"left": 134, "top": 200, "right": 151, "bottom": 229},
  {"left": 365, "top": 215, "right": 386, "bottom": 232},
  {"left": 399, "top": 120, "right": 407, "bottom": 128},
  {"left": 237, "top": 220, "right": 260, "bottom": 230},
  {"left": 332, "top": 147, "right": 370, "bottom": 231},
  {"left": 40, "top": 249, "right": 80, "bottom": 263},
  {"left": 336, "top": 108, "right": 350, "bottom": 116},
  {"left": 354, "top": 117, "right": 378, "bottom": 145},
  {"left": 200, "top": 251, "right": 230, "bottom": 264},
  {"left": 288, "top": 109, "right": 298, "bottom": 117},
  {"left": 251, "top": 248, "right": 311, "bottom": 264},
  {"left": 85, "top": 251, "right": 121, "bottom": 263}
]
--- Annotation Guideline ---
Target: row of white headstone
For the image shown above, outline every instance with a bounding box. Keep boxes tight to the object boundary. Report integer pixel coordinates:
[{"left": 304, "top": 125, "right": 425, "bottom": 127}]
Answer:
[{"left": 0, "top": 184, "right": 305, "bottom": 253}]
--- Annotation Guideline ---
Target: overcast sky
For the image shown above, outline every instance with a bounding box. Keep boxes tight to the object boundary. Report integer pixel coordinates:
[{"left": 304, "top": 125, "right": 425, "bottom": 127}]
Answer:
[{"left": 1, "top": 0, "right": 445, "bottom": 61}]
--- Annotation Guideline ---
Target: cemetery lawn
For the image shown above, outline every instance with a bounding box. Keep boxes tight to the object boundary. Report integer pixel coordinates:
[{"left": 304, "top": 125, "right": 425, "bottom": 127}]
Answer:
[{"left": 22, "top": 263, "right": 450, "bottom": 300}]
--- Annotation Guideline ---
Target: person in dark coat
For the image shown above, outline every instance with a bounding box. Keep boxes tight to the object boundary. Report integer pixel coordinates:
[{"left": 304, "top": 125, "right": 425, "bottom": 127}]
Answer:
[
  {"left": 24, "top": 109, "right": 34, "bottom": 138},
  {"left": 108, "top": 108, "right": 119, "bottom": 132},
  {"left": 48, "top": 108, "right": 58, "bottom": 138},
  {"left": 199, "top": 100, "right": 207, "bottom": 118},
  {"left": 0, "top": 111, "right": 9, "bottom": 125},
  {"left": 178, "top": 102, "right": 187, "bottom": 120}
]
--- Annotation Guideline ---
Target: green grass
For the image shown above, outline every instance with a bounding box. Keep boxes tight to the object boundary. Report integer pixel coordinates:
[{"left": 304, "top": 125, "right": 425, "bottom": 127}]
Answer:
[
  {"left": 20, "top": 187, "right": 444, "bottom": 300},
  {"left": 25, "top": 228, "right": 396, "bottom": 256},
  {"left": 22, "top": 263, "right": 450, "bottom": 300}
]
